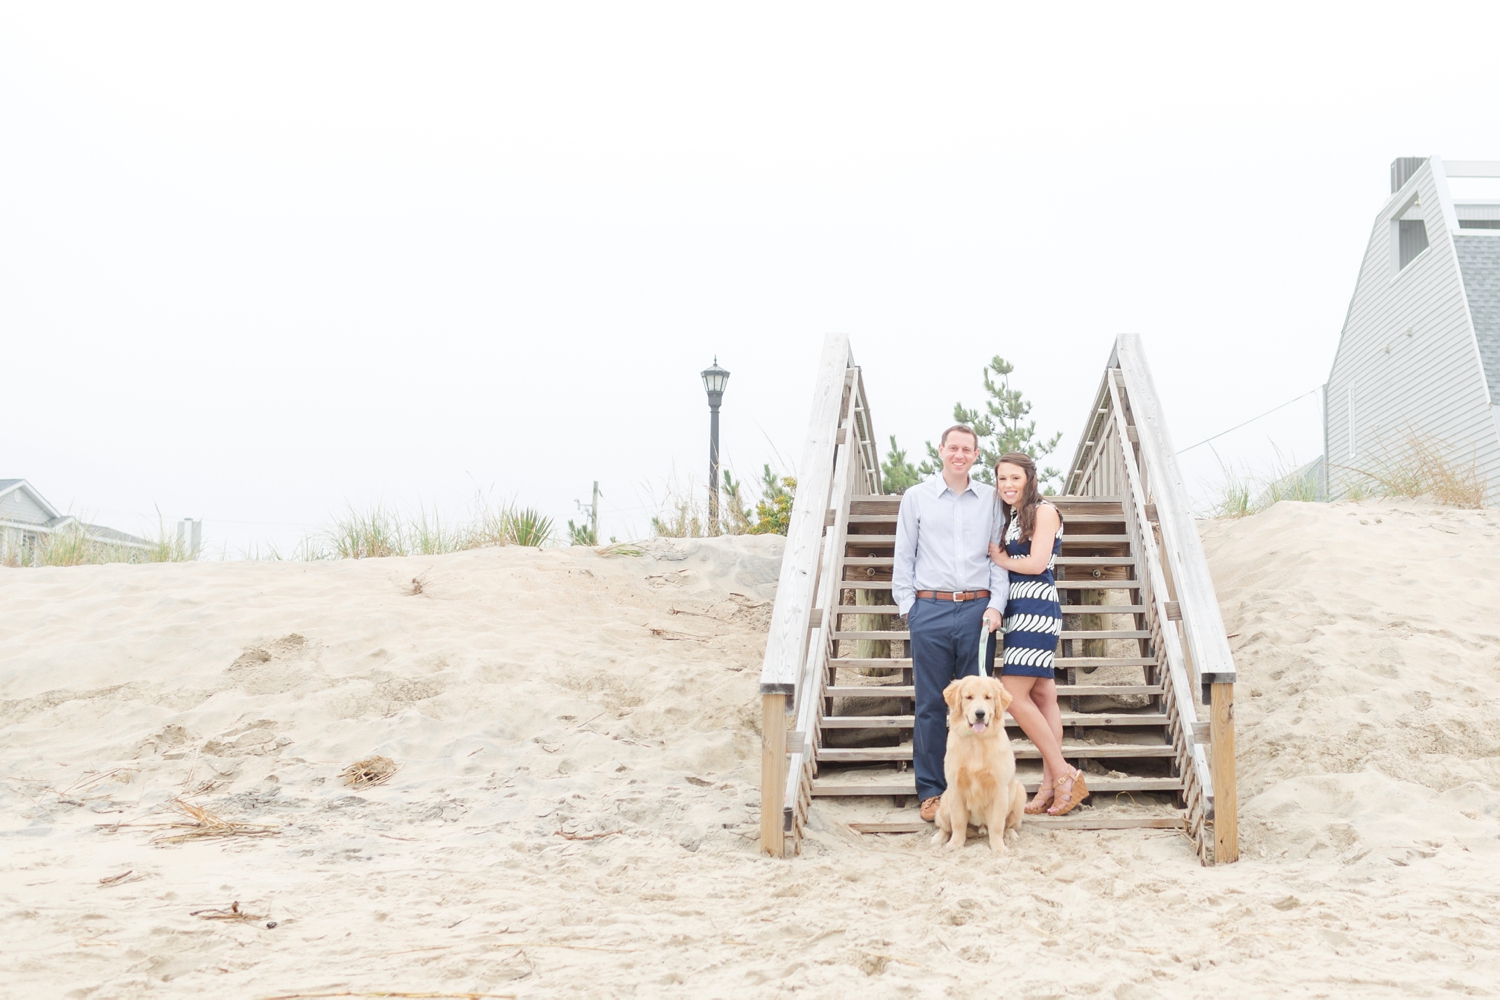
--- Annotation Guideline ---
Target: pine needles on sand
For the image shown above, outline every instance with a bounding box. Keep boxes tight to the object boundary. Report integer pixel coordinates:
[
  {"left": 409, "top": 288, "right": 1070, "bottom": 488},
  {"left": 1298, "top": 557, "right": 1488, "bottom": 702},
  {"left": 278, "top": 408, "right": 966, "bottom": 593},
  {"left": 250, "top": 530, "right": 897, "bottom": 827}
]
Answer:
[
  {"left": 151, "top": 797, "right": 279, "bottom": 845},
  {"left": 341, "top": 755, "right": 399, "bottom": 788}
]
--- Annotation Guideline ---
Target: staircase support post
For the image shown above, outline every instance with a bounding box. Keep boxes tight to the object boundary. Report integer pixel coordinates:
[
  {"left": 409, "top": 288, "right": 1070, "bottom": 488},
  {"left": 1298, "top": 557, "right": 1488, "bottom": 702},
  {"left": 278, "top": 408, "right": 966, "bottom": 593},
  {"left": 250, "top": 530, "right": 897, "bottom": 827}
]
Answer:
[
  {"left": 1210, "top": 682, "right": 1238, "bottom": 863},
  {"left": 760, "top": 692, "right": 787, "bottom": 857}
]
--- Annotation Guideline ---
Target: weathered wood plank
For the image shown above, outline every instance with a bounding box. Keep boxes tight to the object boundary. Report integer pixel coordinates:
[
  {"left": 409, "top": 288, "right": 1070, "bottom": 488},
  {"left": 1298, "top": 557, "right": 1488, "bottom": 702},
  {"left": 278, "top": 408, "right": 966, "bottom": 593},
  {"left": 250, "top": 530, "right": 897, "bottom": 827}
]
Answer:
[
  {"left": 823, "top": 683, "right": 1161, "bottom": 698},
  {"left": 1211, "top": 681, "right": 1239, "bottom": 863},
  {"left": 1114, "top": 336, "right": 1237, "bottom": 689},
  {"left": 813, "top": 775, "right": 1183, "bottom": 796},
  {"left": 759, "top": 333, "right": 850, "bottom": 695},
  {"left": 819, "top": 742, "right": 1174, "bottom": 762},
  {"left": 760, "top": 693, "right": 786, "bottom": 857},
  {"left": 849, "top": 815, "right": 1184, "bottom": 834},
  {"left": 818, "top": 713, "right": 1169, "bottom": 730}
]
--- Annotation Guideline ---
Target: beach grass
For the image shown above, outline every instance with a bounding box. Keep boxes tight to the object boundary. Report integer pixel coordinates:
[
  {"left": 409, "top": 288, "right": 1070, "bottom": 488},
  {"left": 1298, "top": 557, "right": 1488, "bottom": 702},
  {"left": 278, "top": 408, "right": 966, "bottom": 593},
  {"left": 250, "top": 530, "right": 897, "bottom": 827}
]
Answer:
[
  {"left": 321, "top": 496, "right": 554, "bottom": 559},
  {"left": 1343, "top": 434, "right": 1486, "bottom": 508},
  {"left": 1, "top": 514, "right": 197, "bottom": 568}
]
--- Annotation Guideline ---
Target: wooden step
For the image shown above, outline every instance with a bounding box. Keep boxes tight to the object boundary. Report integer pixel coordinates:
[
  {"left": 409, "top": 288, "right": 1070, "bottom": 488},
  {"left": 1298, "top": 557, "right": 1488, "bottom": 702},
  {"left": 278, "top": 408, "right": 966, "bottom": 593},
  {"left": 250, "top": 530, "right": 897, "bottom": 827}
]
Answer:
[
  {"left": 824, "top": 683, "right": 1161, "bottom": 699},
  {"left": 832, "top": 605, "right": 1151, "bottom": 617},
  {"left": 844, "top": 534, "right": 896, "bottom": 546},
  {"left": 850, "top": 814, "right": 1185, "bottom": 834},
  {"left": 832, "top": 629, "right": 1149, "bottom": 642},
  {"left": 1055, "top": 580, "right": 1139, "bottom": 589},
  {"left": 831, "top": 656, "right": 1156, "bottom": 670},
  {"left": 1059, "top": 534, "right": 1130, "bottom": 545},
  {"left": 812, "top": 773, "right": 1182, "bottom": 796},
  {"left": 1061, "top": 604, "right": 1146, "bottom": 614},
  {"left": 843, "top": 555, "right": 1141, "bottom": 569},
  {"left": 847, "top": 515, "right": 899, "bottom": 524},
  {"left": 819, "top": 712, "right": 1169, "bottom": 730},
  {"left": 1059, "top": 629, "right": 1150, "bottom": 640},
  {"left": 826, "top": 685, "right": 914, "bottom": 698},
  {"left": 817, "top": 742, "right": 1175, "bottom": 763}
]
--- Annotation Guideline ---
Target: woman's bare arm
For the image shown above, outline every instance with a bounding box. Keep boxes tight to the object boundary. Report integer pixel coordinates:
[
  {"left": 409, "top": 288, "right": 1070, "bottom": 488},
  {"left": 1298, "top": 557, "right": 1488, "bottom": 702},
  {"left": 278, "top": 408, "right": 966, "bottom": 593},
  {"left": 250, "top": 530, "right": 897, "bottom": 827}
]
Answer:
[{"left": 988, "top": 504, "right": 1061, "bottom": 576}]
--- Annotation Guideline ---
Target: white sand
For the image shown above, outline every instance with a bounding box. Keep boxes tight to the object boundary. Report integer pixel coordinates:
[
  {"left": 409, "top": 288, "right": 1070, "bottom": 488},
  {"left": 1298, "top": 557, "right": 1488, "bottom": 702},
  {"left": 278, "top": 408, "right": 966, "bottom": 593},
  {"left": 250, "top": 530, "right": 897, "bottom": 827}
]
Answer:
[{"left": 3, "top": 503, "right": 1500, "bottom": 998}]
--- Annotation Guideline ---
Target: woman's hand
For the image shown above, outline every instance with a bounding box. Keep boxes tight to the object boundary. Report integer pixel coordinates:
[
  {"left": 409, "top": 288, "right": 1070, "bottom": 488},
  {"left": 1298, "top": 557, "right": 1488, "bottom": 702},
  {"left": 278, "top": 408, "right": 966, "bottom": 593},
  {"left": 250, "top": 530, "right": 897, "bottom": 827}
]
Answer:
[{"left": 988, "top": 542, "right": 1005, "bottom": 565}]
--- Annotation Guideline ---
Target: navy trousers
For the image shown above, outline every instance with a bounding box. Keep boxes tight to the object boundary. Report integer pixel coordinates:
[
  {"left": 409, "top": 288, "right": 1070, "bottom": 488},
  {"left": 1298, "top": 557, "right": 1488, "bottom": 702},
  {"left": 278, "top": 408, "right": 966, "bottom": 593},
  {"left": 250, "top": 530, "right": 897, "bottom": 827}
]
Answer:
[{"left": 909, "top": 597, "right": 998, "bottom": 802}]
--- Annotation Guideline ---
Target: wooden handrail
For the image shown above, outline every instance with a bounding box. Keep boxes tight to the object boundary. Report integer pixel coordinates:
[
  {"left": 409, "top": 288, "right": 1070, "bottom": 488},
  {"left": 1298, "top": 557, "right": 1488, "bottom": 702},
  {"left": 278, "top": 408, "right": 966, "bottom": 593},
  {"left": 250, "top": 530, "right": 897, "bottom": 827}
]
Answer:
[
  {"left": 759, "top": 333, "right": 877, "bottom": 856},
  {"left": 1111, "top": 335, "right": 1237, "bottom": 693},
  {"left": 1064, "top": 334, "right": 1238, "bottom": 864}
]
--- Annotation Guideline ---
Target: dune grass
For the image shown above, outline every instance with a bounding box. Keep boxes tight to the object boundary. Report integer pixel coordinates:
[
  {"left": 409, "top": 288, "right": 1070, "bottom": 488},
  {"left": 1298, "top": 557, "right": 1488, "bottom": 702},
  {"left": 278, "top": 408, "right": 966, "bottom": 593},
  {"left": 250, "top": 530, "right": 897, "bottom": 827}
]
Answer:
[
  {"left": 1, "top": 515, "right": 196, "bottom": 568},
  {"left": 1210, "top": 454, "right": 1323, "bottom": 519},
  {"left": 1341, "top": 434, "right": 1487, "bottom": 508},
  {"left": 320, "top": 497, "right": 554, "bottom": 559}
]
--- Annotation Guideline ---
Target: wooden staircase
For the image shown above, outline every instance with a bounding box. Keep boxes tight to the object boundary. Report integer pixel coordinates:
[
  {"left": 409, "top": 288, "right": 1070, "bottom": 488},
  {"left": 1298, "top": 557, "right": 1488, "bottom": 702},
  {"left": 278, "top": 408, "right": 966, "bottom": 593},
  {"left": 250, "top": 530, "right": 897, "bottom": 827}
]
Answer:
[
  {"left": 810, "top": 495, "right": 1188, "bottom": 817},
  {"left": 758, "top": 334, "right": 1237, "bottom": 863}
]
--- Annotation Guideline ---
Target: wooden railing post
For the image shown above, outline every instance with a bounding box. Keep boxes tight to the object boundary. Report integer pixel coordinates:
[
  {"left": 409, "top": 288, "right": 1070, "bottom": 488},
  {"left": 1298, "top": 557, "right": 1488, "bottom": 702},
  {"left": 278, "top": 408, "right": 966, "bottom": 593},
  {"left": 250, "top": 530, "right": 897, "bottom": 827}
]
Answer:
[
  {"left": 760, "top": 692, "right": 787, "bottom": 857},
  {"left": 1210, "top": 683, "right": 1238, "bottom": 862}
]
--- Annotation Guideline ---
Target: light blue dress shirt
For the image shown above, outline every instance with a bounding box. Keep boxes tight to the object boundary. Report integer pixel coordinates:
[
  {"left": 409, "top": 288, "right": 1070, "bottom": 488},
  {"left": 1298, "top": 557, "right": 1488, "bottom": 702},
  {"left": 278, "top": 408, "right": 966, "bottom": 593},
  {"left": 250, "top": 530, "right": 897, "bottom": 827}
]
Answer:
[{"left": 892, "top": 474, "right": 1008, "bottom": 617}]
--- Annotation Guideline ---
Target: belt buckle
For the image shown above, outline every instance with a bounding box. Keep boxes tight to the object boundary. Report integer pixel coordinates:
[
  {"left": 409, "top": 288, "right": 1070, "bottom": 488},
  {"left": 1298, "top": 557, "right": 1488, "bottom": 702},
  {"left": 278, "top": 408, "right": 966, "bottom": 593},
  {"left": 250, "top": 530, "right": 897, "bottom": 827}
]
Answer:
[{"left": 951, "top": 591, "right": 961, "bottom": 603}]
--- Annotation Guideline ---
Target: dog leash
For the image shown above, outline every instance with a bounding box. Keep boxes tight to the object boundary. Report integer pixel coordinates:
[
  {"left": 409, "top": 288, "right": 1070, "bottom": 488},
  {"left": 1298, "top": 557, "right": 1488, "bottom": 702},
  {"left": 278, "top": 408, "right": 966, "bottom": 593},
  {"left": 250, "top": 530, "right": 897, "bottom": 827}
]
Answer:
[{"left": 979, "top": 620, "right": 994, "bottom": 678}]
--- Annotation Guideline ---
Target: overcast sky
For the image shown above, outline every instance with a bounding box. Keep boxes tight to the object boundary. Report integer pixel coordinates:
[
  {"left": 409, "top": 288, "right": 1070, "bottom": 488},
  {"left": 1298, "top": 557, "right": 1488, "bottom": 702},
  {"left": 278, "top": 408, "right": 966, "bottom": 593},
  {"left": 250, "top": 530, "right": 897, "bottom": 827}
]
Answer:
[{"left": 5, "top": 3, "right": 1499, "bottom": 553}]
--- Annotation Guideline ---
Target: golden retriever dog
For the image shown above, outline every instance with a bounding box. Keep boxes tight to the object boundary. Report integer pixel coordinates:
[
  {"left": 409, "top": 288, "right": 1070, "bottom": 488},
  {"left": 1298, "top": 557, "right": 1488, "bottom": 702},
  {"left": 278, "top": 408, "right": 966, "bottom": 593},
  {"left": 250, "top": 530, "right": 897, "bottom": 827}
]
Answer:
[{"left": 931, "top": 675, "right": 1026, "bottom": 853}]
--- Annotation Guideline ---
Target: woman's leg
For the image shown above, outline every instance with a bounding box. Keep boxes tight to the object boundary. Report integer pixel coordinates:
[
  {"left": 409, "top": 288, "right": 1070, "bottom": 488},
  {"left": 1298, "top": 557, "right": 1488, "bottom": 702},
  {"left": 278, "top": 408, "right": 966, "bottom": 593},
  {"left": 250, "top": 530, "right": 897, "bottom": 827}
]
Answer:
[
  {"left": 1003, "top": 674, "right": 1071, "bottom": 808},
  {"left": 1030, "top": 677, "right": 1064, "bottom": 756}
]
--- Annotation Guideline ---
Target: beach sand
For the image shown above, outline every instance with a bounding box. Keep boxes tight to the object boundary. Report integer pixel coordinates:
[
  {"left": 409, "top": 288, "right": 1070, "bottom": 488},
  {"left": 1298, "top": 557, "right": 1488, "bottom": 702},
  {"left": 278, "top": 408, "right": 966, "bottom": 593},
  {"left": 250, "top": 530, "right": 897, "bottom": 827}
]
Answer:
[{"left": 3, "top": 501, "right": 1499, "bottom": 998}]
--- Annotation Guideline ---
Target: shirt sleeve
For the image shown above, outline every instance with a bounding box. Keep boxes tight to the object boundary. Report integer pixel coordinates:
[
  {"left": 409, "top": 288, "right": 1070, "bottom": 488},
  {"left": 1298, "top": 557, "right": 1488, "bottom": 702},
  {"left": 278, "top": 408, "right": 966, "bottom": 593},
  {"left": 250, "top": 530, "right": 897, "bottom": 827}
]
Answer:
[
  {"left": 892, "top": 490, "right": 918, "bottom": 616},
  {"left": 987, "top": 560, "right": 1008, "bottom": 615},
  {"left": 987, "top": 494, "right": 1007, "bottom": 614}
]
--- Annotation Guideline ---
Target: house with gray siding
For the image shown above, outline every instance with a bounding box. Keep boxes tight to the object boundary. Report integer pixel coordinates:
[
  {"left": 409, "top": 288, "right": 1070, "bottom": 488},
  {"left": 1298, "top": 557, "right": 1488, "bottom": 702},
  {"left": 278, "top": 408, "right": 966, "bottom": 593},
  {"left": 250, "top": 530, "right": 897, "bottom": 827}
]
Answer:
[
  {"left": 1325, "top": 157, "right": 1500, "bottom": 504},
  {"left": 0, "top": 479, "right": 152, "bottom": 561}
]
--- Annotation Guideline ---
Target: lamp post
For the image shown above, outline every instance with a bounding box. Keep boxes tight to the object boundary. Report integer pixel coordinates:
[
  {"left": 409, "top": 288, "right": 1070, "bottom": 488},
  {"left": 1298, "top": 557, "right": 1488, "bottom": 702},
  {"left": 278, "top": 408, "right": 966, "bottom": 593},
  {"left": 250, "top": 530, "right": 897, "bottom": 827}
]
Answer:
[{"left": 701, "top": 357, "right": 730, "bottom": 535}]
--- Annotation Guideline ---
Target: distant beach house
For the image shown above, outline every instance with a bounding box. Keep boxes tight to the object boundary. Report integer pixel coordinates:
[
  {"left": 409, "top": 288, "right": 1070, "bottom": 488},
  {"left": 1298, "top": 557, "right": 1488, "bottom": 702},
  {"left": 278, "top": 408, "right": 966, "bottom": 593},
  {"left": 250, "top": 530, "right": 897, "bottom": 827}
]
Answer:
[
  {"left": 1325, "top": 157, "right": 1500, "bottom": 503},
  {"left": 0, "top": 479, "right": 152, "bottom": 559}
]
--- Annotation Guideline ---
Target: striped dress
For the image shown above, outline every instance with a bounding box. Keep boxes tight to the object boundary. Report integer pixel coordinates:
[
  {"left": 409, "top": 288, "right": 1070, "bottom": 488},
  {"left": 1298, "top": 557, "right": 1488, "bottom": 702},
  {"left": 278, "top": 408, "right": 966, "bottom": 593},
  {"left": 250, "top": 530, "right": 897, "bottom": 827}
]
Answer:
[{"left": 1000, "top": 500, "right": 1063, "bottom": 678}]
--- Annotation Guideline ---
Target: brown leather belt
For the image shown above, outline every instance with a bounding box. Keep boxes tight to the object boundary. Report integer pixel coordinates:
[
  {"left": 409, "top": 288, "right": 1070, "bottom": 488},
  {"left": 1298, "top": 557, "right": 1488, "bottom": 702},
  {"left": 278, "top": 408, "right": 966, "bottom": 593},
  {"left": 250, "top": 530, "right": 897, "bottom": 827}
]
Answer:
[{"left": 915, "top": 590, "right": 991, "bottom": 602}]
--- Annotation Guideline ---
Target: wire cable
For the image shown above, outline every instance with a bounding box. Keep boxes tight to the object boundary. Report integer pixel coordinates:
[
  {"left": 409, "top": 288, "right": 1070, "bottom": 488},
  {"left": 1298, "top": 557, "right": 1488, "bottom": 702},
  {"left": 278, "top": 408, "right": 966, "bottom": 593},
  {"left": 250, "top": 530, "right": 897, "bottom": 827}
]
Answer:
[{"left": 1175, "top": 388, "right": 1320, "bottom": 455}]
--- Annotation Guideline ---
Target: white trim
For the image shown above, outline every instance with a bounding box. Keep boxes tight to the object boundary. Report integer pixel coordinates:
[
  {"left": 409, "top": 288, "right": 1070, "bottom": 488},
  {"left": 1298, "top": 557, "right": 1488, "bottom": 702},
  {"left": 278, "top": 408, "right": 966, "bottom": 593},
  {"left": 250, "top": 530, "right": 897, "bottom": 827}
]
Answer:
[{"left": 1444, "top": 160, "right": 1500, "bottom": 178}]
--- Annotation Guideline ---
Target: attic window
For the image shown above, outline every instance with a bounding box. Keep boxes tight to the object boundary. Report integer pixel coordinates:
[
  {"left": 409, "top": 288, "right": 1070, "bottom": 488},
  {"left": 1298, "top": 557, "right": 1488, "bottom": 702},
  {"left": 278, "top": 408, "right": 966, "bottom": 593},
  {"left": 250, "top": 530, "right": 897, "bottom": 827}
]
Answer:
[{"left": 1394, "top": 198, "right": 1428, "bottom": 271}]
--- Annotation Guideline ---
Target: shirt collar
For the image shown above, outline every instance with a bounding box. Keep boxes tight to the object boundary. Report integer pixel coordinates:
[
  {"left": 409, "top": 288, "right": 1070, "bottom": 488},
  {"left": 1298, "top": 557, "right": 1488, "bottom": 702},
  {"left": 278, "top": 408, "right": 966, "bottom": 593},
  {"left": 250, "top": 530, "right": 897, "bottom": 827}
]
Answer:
[{"left": 930, "top": 473, "right": 984, "bottom": 498}]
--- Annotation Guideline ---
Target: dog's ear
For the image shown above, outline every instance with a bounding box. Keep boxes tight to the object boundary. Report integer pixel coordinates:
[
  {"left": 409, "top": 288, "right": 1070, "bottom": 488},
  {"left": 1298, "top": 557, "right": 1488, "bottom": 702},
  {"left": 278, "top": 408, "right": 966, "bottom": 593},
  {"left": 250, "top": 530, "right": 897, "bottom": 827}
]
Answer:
[
  {"left": 942, "top": 680, "right": 962, "bottom": 710},
  {"left": 993, "top": 679, "right": 1013, "bottom": 711}
]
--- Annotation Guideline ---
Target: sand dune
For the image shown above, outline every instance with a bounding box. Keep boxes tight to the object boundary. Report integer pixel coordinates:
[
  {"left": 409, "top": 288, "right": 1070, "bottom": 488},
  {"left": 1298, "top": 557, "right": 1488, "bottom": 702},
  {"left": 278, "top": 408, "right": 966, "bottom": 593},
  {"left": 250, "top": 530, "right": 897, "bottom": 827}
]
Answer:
[{"left": 3, "top": 503, "right": 1500, "bottom": 998}]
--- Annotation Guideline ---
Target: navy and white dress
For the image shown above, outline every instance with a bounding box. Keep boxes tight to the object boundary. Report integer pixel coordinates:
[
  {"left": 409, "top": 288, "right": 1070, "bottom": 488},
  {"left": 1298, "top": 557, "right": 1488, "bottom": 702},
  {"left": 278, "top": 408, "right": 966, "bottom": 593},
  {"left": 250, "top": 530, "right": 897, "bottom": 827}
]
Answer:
[{"left": 1000, "top": 500, "right": 1063, "bottom": 678}]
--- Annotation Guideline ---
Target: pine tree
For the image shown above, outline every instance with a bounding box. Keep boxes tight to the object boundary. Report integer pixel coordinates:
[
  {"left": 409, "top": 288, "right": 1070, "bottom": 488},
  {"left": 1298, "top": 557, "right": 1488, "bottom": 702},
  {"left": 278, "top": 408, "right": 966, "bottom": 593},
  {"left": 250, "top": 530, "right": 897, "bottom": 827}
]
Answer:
[
  {"left": 880, "top": 436, "right": 923, "bottom": 494},
  {"left": 905, "top": 356, "right": 1063, "bottom": 491}
]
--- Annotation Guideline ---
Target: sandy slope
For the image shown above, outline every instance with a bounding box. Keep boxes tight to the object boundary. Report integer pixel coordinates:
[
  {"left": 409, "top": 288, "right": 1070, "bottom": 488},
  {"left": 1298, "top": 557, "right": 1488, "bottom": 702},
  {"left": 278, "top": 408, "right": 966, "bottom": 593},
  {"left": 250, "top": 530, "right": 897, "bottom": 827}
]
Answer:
[{"left": 3, "top": 504, "right": 1500, "bottom": 999}]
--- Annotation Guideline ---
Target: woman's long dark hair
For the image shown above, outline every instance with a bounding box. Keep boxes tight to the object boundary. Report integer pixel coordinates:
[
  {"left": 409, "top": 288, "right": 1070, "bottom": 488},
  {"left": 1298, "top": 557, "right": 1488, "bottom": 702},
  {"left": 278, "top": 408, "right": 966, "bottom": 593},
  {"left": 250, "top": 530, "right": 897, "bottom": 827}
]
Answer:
[{"left": 996, "top": 452, "right": 1046, "bottom": 545}]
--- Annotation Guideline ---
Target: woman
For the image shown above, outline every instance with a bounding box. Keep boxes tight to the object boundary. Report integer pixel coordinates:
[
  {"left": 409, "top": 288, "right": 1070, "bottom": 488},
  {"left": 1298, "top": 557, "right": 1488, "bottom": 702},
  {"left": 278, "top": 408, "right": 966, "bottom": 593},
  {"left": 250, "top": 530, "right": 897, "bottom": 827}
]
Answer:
[{"left": 988, "top": 452, "right": 1089, "bottom": 816}]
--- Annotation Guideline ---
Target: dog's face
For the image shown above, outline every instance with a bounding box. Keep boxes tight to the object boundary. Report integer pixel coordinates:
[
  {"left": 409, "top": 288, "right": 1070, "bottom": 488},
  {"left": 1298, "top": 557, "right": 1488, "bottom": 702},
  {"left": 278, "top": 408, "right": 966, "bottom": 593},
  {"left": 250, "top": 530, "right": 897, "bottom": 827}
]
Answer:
[{"left": 942, "top": 675, "right": 1013, "bottom": 735}]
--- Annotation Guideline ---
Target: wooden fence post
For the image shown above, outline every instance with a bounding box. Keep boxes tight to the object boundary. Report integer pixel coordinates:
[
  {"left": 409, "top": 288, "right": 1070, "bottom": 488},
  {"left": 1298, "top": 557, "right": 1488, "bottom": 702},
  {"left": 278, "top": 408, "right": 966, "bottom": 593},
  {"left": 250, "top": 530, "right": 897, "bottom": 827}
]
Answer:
[
  {"left": 1210, "top": 682, "right": 1238, "bottom": 863},
  {"left": 760, "top": 693, "right": 787, "bottom": 857}
]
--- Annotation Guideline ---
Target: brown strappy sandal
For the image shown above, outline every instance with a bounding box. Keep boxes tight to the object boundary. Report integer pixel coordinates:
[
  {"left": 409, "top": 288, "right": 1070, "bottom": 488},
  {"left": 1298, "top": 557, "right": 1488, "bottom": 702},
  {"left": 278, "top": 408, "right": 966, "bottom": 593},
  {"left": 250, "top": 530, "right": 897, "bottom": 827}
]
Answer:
[
  {"left": 1047, "top": 768, "right": 1090, "bottom": 816},
  {"left": 1024, "top": 781, "right": 1055, "bottom": 815}
]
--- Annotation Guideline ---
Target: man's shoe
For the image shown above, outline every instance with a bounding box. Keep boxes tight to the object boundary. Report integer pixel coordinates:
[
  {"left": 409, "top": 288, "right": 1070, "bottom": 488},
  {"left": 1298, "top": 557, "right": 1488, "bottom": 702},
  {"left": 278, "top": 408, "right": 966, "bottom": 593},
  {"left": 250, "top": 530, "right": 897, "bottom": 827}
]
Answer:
[{"left": 919, "top": 795, "right": 942, "bottom": 822}]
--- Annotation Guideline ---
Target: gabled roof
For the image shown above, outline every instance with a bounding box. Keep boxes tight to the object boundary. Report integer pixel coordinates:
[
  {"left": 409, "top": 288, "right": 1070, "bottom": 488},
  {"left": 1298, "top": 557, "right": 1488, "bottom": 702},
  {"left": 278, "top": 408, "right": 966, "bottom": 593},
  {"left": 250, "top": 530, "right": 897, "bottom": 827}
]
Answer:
[{"left": 0, "top": 479, "right": 62, "bottom": 524}]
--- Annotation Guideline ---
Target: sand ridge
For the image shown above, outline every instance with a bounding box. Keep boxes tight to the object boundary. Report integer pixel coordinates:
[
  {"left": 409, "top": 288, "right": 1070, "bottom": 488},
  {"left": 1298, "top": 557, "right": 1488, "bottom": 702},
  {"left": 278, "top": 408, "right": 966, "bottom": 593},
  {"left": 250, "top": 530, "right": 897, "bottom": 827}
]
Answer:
[{"left": 2, "top": 505, "right": 1500, "bottom": 998}]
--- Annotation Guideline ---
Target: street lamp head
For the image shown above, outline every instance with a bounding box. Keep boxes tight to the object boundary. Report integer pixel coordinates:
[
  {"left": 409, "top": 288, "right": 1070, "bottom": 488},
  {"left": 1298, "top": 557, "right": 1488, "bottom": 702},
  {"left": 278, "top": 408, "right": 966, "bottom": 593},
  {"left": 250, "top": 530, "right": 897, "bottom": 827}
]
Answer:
[{"left": 701, "top": 356, "right": 730, "bottom": 405}]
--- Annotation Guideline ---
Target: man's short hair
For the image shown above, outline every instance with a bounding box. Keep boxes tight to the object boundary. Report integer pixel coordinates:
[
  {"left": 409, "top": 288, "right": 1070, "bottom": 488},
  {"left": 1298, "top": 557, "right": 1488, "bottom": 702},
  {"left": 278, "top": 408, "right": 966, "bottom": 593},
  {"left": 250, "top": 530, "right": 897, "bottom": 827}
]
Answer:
[{"left": 939, "top": 424, "right": 979, "bottom": 449}]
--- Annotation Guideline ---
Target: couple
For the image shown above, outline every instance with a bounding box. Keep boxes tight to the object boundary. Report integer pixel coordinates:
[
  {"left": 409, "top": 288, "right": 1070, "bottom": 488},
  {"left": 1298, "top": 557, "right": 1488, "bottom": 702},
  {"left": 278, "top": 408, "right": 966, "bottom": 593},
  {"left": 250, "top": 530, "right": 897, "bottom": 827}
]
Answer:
[{"left": 892, "top": 424, "right": 1089, "bottom": 823}]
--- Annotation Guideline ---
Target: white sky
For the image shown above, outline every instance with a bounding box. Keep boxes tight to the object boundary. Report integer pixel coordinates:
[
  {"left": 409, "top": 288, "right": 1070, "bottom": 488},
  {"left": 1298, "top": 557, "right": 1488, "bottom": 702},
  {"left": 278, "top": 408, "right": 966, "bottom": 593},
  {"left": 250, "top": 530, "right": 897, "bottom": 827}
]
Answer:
[{"left": 5, "top": 3, "right": 1498, "bottom": 553}]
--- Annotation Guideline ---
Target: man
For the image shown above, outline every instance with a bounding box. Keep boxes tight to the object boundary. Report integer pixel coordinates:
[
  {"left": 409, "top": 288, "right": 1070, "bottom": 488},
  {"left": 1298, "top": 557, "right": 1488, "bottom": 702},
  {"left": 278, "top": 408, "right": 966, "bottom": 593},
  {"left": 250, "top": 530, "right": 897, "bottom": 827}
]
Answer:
[{"left": 892, "top": 424, "right": 1007, "bottom": 823}]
